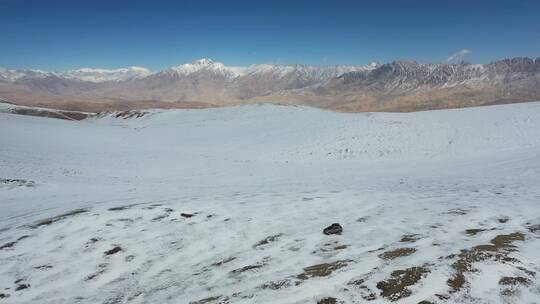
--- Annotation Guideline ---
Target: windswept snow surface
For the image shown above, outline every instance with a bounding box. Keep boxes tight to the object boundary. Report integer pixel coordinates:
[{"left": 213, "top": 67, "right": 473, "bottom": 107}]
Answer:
[{"left": 1, "top": 103, "right": 540, "bottom": 304}]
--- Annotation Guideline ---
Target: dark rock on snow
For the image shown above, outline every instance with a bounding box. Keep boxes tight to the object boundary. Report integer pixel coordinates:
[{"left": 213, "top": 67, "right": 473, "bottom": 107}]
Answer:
[
  {"left": 104, "top": 246, "right": 122, "bottom": 256},
  {"left": 323, "top": 223, "right": 343, "bottom": 235},
  {"left": 15, "top": 284, "right": 30, "bottom": 291}
]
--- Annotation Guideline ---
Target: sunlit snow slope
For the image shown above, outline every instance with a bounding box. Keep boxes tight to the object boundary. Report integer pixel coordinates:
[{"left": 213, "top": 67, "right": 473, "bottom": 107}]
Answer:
[{"left": 1, "top": 103, "right": 540, "bottom": 304}]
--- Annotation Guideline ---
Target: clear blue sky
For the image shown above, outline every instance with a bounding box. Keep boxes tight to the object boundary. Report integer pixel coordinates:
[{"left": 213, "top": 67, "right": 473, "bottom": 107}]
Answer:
[{"left": 1, "top": 0, "right": 539, "bottom": 71}]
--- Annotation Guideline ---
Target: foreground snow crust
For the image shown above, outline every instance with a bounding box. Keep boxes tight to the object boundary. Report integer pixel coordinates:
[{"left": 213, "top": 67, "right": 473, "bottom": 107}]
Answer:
[{"left": 1, "top": 103, "right": 540, "bottom": 303}]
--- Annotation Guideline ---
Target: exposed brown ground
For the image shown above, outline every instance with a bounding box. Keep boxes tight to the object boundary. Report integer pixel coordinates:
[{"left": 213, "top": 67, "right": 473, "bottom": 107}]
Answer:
[
  {"left": 9, "top": 108, "right": 91, "bottom": 120},
  {"left": 1, "top": 82, "right": 539, "bottom": 114},
  {"left": 0, "top": 86, "right": 215, "bottom": 113},
  {"left": 4, "top": 97, "right": 215, "bottom": 112}
]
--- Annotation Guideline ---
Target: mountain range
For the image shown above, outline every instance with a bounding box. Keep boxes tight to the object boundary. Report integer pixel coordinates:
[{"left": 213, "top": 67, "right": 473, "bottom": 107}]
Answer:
[{"left": 1, "top": 57, "right": 539, "bottom": 112}]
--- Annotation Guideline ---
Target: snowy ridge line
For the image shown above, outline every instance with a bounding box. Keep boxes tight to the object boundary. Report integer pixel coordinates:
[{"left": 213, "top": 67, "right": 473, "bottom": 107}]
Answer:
[{"left": 0, "top": 58, "right": 379, "bottom": 83}]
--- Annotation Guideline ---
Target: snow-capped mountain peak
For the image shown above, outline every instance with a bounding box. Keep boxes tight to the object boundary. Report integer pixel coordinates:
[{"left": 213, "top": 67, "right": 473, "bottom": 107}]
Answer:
[
  {"left": 0, "top": 68, "right": 26, "bottom": 82},
  {"left": 60, "top": 66, "right": 152, "bottom": 82},
  {"left": 367, "top": 61, "right": 379, "bottom": 69},
  {"left": 163, "top": 59, "right": 380, "bottom": 80},
  {"left": 0, "top": 68, "right": 55, "bottom": 82},
  {"left": 1, "top": 60, "right": 380, "bottom": 84},
  {"left": 168, "top": 58, "right": 245, "bottom": 78},
  {"left": 193, "top": 58, "right": 215, "bottom": 65},
  {"left": 243, "top": 62, "right": 379, "bottom": 78}
]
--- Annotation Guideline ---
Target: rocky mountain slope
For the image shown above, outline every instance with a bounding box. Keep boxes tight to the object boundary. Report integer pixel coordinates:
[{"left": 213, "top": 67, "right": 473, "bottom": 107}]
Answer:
[{"left": 1, "top": 57, "right": 539, "bottom": 112}]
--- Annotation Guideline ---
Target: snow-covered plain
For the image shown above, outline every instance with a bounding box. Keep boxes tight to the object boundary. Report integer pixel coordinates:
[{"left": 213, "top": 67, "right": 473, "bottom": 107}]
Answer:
[{"left": 1, "top": 103, "right": 540, "bottom": 304}]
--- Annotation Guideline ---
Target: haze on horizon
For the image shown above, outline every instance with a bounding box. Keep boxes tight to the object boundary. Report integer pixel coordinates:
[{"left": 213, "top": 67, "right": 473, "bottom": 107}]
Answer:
[{"left": 1, "top": 0, "right": 539, "bottom": 71}]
